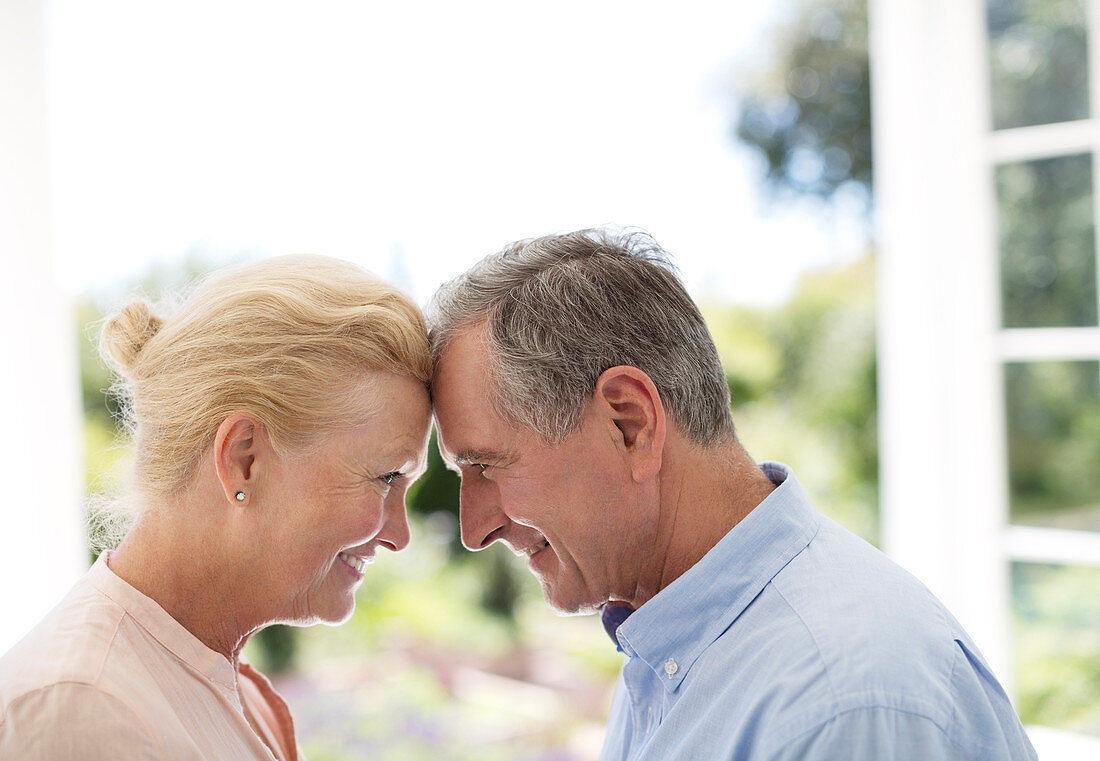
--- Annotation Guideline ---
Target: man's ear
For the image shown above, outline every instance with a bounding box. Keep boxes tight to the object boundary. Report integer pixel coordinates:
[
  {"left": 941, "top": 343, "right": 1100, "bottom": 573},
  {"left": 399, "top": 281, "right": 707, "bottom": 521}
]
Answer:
[
  {"left": 593, "top": 366, "right": 666, "bottom": 483},
  {"left": 212, "top": 413, "right": 265, "bottom": 506}
]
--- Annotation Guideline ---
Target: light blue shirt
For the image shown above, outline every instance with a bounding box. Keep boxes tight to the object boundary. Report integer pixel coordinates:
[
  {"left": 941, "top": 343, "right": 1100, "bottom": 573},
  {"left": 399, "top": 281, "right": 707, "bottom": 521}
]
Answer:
[{"left": 598, "top": 463, "right": 1037, "bottom": 761}]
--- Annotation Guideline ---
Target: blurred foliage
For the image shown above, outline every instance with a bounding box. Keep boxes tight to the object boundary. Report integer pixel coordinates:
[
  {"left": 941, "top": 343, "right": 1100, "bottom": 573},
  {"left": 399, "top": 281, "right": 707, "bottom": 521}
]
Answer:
[
  {"left": 77, "top": 300, "right": 118, "bottom": 428},
  {"left": 76, "top": 247, "right": 882, "bottom": 683},
  {"left": 251, "top": 624, "right": 299, "bottom": 675},
  {"left": 406, "top": 430, "right": 460, "bottom": 550},
  {"left": 706, "top": 255, "right": 879, "bottom": 541},
  {"left": 1005, "top": 361, "right": 1100, "bottom": 525},
  {"left": 733, "top": 0, "right": 871, "bottom": 204},
  {"left": 987, "top": 0, "right": 1090, "bottom": 130},
  {"left": 1014, "top": 564, "right": 1100, "bottom": 734},
  {"left": 996, "top": 153, "right": 1098, "bottom": 329},
  {"left": 406, "top": 431, "right": 522, "bottom": 627},
  {"left": 246, "top": 517, "right": 619, "bottom": 761}
]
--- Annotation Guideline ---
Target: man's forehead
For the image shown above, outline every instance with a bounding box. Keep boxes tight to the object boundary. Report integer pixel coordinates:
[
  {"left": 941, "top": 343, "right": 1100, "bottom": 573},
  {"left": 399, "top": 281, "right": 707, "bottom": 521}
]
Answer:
[
  {"left": 432, "top": 405, "right": 510, "bottom": 460},
  {"left": 431, "top": 325, "right": 503, "bottom": 424},
  {"left": 432, "top": 332, "right": 485, "bottom": 399},
  {"left": 434, "top": 325, "right": 491, "bottom": 378},
  {"left": 432, "top": 399, "right": 521, "bottom": 471},
  {"left": 432, "top": 322, "right": 529, "bottom": 465}
]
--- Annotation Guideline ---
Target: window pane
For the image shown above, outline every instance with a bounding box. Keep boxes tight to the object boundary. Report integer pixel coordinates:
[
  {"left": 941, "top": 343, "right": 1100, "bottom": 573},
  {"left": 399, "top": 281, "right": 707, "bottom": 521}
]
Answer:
[
  {"left": 997, "top": 153, "right": 1098, "bottom": 328},
  {"left": 1005, "top": 360, "right": 1100, "bottom": 527},
  {"left": 987, "top": 0, "right": 1089, "bottom": 130},
  {"left": 1013, "top": 562, "right": 1100, "bottom": 734}
]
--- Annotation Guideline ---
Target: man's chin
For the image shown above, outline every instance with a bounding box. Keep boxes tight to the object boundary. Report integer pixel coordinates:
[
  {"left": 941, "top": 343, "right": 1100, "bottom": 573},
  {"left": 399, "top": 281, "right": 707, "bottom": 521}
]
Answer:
[{"left": 540, "top": 584, "right": 602, "bottom": 617}]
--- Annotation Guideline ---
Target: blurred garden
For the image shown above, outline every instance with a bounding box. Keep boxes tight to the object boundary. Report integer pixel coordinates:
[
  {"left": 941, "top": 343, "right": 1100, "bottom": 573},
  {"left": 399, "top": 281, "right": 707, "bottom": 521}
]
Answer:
[
  {"left": 78, "top": 248, "right": 885, "bottom": 759},
  {"left": 73, "top": 0, "right": 1100, "bottom": 755}
]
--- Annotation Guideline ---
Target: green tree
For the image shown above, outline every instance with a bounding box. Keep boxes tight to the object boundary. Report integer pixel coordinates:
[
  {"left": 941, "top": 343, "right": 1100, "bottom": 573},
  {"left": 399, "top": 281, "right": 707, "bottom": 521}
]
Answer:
[
  {"left": 707, "top": 255, "right": 878, "bottom": 542},
  {"left": 734, "top": 0, "right": 870, "bottom": 203},
  {"left": 728, "top": 0, "right": 877, "bottom": 538}
]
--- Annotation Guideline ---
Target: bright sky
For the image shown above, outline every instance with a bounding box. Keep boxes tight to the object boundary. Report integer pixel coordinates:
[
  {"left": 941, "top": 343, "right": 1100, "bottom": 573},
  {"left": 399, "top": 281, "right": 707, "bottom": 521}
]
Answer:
[{"left": 45, "top": 0, "right": 867, "bottom": 307}]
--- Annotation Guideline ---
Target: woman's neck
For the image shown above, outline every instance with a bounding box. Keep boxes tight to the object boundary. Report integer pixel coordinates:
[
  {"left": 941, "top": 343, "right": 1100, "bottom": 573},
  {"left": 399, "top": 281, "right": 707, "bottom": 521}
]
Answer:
[{"left": 108, "top": 511, "right": 259, "bottom": 664}]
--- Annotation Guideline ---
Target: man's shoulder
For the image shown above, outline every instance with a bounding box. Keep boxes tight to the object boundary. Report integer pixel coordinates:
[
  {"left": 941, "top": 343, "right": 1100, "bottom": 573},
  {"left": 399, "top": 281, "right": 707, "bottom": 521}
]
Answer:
[
  {"left": 686, "top": 517, "right": 958, "bottom": 703},
  {"left": 770, "top": 515, "right": 962, "bottom": 690},
  {"left": 685, "top": 516, "right": 1028, "bottom": 757}
]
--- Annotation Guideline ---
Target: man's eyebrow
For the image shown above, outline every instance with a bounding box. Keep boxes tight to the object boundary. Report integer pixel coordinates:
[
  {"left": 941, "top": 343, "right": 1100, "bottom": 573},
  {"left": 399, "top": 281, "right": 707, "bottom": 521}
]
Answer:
[{"left": 453, "top": 448, "right": 503, "bottom": 466}]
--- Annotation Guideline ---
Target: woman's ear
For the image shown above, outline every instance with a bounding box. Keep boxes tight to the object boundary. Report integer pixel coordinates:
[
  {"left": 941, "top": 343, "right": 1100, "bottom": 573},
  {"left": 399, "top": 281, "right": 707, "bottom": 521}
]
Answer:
[
  {"left": 594, "top": 366, "right": 666, "bottom": 483},
  {"left": 212, "top": 413, "right": 264, "bottom": 506}
]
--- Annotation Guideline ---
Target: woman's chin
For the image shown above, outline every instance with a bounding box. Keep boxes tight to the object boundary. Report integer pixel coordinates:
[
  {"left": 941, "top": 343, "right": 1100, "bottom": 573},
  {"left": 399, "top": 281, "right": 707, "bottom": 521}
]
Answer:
[
  {"left": 278, "top": 591, "right": 356, "bottom": 628},
  {"left": 319, "top": 606, "right": 355, "bottom": 626},
  {"left": 311, "top": 594, "right": 357, "bottom": 626}
]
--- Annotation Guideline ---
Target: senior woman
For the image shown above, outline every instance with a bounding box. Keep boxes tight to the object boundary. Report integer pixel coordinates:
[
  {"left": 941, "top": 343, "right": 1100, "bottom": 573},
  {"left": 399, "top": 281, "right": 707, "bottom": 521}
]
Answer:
[{"left": 0, "top": 255, "right": 432, "bottom": 759}]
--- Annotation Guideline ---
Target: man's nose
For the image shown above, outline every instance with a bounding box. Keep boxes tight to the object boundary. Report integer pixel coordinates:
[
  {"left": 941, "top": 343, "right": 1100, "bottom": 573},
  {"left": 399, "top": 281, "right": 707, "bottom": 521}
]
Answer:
[{"left": 458, "top": 475, "right": 505, "bottom": 551}]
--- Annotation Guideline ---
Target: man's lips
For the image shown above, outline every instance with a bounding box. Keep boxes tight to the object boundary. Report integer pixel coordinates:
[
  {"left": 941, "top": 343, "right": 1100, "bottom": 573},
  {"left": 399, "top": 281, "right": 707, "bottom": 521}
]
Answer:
[{"left": 514, "top": 538, "right": 550, "bottom": 559}]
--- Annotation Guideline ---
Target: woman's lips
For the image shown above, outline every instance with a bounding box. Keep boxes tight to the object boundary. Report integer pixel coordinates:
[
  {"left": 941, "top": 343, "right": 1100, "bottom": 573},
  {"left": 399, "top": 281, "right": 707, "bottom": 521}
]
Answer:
[{"left": 337, "top": 551, "right": 368, "bottom": 575}]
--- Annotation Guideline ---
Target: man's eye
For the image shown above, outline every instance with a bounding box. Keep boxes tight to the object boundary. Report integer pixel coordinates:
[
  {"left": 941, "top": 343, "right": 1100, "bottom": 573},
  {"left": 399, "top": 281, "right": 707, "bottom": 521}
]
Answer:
[{"left": 380, "top": 471, "right": 403, "bottom": 485}]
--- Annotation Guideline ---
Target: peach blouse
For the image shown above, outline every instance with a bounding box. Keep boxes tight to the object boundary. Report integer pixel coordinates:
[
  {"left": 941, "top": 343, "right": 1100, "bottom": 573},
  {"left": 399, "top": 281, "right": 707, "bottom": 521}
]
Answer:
[{"left": 0, "top": 553, "right": 301, "bottom": 760}]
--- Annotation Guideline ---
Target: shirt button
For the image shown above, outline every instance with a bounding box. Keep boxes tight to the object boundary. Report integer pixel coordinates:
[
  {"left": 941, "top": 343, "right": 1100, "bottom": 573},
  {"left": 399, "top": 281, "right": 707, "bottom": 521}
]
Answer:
[{"left": 664, "top": 657, "right": 678, "bottom": 678}]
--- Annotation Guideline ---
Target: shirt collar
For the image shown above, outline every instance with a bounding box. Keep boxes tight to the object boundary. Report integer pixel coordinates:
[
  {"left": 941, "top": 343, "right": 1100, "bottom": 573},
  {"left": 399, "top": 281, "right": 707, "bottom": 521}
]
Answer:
[
  {"left": 612, "top": 462, "right": 820, "bottom": 693},
  {"left": 89, "top": 552, "right": 240, "bottom": 700}
]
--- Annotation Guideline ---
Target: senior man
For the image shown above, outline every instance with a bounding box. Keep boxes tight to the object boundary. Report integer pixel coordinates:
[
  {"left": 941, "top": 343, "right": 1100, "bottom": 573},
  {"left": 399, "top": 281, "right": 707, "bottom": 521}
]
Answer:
[{"left": 428, "top": 228, "right": 1036, "bottom": 761}]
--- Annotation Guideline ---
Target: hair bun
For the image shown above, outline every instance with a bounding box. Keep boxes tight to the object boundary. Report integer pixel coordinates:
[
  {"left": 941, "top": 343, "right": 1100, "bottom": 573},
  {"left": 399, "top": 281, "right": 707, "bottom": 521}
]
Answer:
[{"left": 100, "top": 300, "right": 164, "bottom": 371}]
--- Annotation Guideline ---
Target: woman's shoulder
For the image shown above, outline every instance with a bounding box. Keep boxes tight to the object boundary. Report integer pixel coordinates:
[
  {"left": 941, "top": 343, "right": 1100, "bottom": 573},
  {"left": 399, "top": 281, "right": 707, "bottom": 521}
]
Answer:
[
  {"left": 0, "top": 572, "right": 128, "bottom": 709},
  {"left": 0, "top": 573, "right": 172, "bottom": 755},
  {"left": 0, "top": 680, "right": 163, "bottom": 759}
]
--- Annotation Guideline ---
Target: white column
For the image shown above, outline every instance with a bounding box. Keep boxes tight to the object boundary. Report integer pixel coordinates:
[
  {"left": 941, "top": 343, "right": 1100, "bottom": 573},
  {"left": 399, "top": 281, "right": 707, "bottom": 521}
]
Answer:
[
  {"left": 869, "top": 0, "right": 1012, "bottom": 690},
  {"left": 0, "top": 0, "right": 86, "bottom": 653}
]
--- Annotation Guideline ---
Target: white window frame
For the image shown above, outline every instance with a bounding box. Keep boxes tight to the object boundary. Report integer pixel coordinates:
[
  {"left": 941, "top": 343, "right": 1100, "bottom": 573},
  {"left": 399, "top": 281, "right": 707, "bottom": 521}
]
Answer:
[{"left": 871, "top": 0, "right": 1100, "bottom": 756}]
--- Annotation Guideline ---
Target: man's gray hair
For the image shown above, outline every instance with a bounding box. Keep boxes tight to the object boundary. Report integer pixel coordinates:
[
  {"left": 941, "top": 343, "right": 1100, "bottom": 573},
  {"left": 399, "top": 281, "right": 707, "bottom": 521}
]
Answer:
[{"left": 427, "top": 228, "right": 735, "bottom": 446}]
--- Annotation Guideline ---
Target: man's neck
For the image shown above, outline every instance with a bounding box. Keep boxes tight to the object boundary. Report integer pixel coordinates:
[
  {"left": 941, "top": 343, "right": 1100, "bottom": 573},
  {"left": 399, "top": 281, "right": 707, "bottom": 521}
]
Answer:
[{"left": 629, "top": 439, "right": 776, "bottom": 608}]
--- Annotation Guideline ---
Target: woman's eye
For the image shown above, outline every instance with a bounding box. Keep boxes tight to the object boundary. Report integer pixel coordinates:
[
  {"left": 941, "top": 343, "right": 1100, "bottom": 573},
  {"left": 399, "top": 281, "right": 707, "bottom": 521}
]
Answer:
[{"left": 379, "top": 471, "right": 403, "bottom": 485}]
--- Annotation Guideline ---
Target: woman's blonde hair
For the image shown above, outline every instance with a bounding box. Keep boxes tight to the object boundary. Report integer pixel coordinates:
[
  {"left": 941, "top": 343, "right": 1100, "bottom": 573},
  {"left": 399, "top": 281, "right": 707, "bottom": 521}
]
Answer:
[{"left": 96, "top": 255, "right": 429, "bottom": 535}]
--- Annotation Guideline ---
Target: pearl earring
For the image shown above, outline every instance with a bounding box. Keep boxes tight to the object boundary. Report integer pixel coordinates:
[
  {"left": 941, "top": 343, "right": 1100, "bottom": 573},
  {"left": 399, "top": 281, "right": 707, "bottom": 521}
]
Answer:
[{"left": 235, "top": 491, "right": 246, "bottom": 502}]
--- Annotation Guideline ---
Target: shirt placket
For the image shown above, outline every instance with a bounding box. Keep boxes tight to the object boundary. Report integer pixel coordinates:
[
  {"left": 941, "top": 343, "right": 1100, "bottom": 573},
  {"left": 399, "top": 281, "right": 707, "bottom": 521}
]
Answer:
[{"left": 623, "top": 656, "right": 667, "bottom": 756}]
